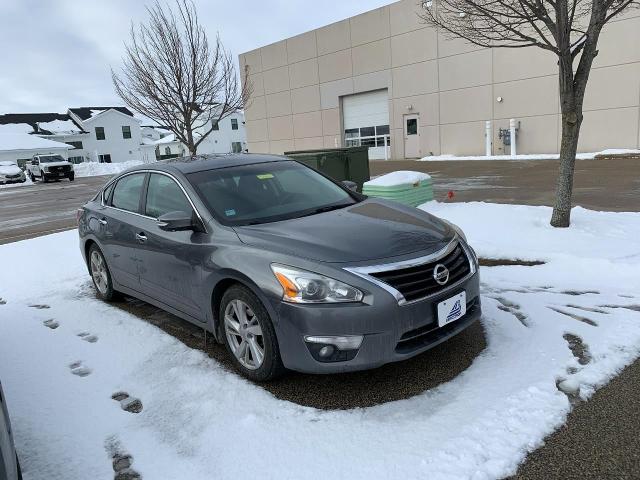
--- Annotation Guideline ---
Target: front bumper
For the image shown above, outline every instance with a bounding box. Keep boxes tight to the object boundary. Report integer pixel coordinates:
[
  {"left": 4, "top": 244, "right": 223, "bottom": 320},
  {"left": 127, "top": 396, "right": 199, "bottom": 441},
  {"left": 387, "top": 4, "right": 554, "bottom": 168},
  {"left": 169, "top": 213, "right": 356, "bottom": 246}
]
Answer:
[
  {"left": 274, "top": 269, "right": 481, "bottom": 374},
  {"left": 0, "top": 175, "right": 26, "bottom": 184}
]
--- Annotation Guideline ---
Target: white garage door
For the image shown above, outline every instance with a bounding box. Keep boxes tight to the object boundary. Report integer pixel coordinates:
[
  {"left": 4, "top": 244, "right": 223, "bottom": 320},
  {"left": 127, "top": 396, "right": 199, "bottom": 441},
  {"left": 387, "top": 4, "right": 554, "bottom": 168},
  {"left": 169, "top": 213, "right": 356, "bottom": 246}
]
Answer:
[{"left": 342, "top": 89, "right": 390, "bottom": 159}]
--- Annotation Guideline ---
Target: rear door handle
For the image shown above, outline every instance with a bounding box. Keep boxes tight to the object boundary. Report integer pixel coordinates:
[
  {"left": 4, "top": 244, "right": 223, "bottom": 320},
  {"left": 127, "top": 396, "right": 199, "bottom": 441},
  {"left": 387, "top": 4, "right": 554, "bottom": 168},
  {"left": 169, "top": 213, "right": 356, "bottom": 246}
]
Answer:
[
  {"left": 98, "top": 218, "right": 107, "bottom": 225},
  {"left": 135, "top": 232, "right": 147, "bottom": 243}
]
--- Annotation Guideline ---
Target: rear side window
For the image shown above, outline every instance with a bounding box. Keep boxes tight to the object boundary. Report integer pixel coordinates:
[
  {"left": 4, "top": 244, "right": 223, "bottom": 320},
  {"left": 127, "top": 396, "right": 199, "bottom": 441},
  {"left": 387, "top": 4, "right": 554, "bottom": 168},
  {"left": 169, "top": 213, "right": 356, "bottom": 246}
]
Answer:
[
  {"left": 145, "top": 173, "right": 192, "bottom": 218},
  {"left": 101, "top": 182, "right": 115, "bottom": 204},
  {"left": 111, "top": 173, "right": 145, "bottom": 213}
]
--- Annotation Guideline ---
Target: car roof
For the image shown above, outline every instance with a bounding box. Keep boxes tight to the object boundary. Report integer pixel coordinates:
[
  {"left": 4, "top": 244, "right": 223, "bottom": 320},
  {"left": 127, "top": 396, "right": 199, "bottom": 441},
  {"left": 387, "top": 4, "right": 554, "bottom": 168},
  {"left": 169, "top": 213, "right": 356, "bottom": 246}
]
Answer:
[{"left": 135, "top": 153, "right": 290, "bottom": 174}]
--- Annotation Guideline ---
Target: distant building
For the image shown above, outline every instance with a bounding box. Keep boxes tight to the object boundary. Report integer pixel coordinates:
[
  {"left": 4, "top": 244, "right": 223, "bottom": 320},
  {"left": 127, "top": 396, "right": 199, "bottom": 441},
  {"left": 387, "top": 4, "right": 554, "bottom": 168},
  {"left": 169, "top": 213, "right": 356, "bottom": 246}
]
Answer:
[
  {"left": 0, "top": 107, "right": 248, "bottom": 165},
  {"left": 240, "top": 0, "right": 640, "bottom": 159}
]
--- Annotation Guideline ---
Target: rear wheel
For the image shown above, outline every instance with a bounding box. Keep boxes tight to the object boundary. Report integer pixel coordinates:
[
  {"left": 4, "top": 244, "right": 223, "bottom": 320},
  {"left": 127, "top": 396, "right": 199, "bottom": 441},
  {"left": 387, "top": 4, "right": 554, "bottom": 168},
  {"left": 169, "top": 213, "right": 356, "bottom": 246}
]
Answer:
[
  {"left": 220, "top": 285, "right": 285, "bottom": 381},
  {"left": 88, "top": 244, "right": 117, "bottom": 301},
  {"left": 29, "top": 172, "right": 35, "bottom": 182}
]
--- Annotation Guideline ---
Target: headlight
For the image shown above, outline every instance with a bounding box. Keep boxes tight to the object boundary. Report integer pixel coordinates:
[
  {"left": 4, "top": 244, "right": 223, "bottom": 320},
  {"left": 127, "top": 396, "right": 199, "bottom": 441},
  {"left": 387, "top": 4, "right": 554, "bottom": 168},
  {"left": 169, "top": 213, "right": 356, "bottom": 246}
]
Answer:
[
  {"left": 43, "top": 167, "right": 49, "bottom": 172},
  {"left": 442, "top": 219, "right": 467, "bottom": 242},
  {"left": 271, "top": 264, "right": 363, "bottom": 304}
]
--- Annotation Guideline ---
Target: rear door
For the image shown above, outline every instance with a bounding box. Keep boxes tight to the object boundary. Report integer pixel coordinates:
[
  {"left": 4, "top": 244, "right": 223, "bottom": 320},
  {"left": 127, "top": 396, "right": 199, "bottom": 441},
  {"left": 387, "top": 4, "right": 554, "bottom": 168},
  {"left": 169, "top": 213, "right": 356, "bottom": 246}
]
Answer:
[
  {"left": 98, "top": 172, "right": 147, "bottom": 291},
  {"left": 136, "top": 172, "right": 206, "bottom": 320}
]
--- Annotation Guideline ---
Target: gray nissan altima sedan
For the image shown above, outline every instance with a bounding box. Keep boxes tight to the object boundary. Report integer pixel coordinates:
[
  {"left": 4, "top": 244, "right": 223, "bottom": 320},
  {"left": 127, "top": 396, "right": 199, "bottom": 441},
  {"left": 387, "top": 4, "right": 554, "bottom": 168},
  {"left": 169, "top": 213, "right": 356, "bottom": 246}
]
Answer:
[{"left": 78, "top": 154, "right": 480, "bottom": 381}]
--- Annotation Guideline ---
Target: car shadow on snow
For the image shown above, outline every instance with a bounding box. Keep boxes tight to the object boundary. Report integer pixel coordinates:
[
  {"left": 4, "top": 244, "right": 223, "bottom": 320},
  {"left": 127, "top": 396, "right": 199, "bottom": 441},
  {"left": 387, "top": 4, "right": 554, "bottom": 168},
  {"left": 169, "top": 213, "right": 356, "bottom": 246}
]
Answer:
[{"left": 109, "top": 294, "right": 487, "bottom": 410}]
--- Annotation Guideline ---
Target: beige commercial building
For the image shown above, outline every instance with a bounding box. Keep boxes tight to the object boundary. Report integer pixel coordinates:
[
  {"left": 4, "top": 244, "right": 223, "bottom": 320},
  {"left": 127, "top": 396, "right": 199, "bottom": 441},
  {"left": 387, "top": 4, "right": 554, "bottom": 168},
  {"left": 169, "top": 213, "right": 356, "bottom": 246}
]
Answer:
[{"left": 239, "top": 0, "right": 640, "bottom": 159}]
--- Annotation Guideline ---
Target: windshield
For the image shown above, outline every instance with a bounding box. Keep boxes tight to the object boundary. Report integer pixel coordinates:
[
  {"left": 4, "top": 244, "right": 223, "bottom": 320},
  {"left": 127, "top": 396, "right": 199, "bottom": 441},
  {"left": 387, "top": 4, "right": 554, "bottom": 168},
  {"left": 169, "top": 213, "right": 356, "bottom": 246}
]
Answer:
[
  {"left": 187, "top": 161, "right": 357, "bottom": 226},
  {"left": 39, "top": 155, "right": 66, "bottom": 163}
]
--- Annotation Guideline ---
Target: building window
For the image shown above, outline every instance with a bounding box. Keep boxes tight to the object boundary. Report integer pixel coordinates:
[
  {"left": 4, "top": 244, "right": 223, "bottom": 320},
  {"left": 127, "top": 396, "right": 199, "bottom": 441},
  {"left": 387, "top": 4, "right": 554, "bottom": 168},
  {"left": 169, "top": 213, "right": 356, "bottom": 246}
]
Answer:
[
  {"left": 212, "top": 121, "right": 219, "bottom": 131},
  {"left": 95, "top": 127, "right": 105, "bottom": 140},
  {"left": 68, "top": 156, "right": 84, "bottom": 164},
  {"left": 66, "top": 141, "right": 83, "bottom": 150},
  {"left": 231, "top": 118, "right": 238, "bottom": 130},
  {"left": 165, "top": 147, "right": 171, "bottom": 155},
  {"left": 122, "top": 125, "right": 132, "bottom": 139},
  {"left": 344, "top": 125, "right": 391, "bottom": 148},
  {"left": 98, "top": 154, "right": 112, "bottom": 163},
  {"left": 232, "top": 141, "right": 242, "bottom": 153}
]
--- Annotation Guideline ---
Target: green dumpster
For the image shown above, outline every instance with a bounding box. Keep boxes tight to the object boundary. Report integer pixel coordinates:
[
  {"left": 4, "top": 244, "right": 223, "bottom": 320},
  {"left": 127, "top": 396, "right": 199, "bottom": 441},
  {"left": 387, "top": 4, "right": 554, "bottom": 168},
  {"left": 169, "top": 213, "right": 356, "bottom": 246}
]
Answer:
[
  {"left": 363, "top": 171, "right": 434, "bottom": 207},
  {"left": 284, "top": 146, "right": 370, "bottom": 192}
]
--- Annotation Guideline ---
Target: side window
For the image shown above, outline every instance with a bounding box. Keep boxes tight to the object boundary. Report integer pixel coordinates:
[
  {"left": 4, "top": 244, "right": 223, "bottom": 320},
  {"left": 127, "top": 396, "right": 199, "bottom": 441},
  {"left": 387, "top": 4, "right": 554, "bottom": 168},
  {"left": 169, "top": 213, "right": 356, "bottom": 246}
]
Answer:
[
  {"left": 102, "top": 182, "right": 115, "bottom": 204},
  {"left": 95, "top": 127, "right": 105, "bottom": 140},
  {"left": 111, "top": 173, "right": 145, "bottom": 213},
  {"left": 145, "top": 173, "right": 193, "bottom": 219}
]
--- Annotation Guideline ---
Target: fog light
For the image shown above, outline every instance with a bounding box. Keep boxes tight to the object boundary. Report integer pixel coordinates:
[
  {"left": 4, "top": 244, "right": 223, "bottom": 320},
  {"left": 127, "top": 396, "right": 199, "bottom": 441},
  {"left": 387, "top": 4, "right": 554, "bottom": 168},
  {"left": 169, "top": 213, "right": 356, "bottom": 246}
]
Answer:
[
  {"left": 318, "top": 345, "right": 335, "bottom": 358},
  {"left": 304, "top": 335, "right": 364, "bottom": 350}
]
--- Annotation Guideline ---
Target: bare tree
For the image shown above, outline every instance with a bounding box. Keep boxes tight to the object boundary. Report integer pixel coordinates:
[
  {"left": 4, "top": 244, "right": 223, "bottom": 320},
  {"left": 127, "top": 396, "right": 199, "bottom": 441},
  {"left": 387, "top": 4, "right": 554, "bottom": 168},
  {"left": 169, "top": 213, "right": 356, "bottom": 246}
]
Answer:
[
  {"left": 112, "top": 0, "right": 250, "bottom": 156},
  {"left": 420, "top": 0, "right": 638, "bottom": 227}
]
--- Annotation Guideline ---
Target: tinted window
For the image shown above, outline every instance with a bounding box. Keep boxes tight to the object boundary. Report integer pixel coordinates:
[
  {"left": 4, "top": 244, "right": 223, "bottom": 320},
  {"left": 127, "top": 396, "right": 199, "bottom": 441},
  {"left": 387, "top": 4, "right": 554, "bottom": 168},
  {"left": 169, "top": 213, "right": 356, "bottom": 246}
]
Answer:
[
  {"left": 187, "top": 161, "right": 356, "bottom": 226},
  {"left": 39, "top": 155, "right": 66, "bottom": 163},
  {"left": 145, "top": 173, "right": 192, "bottom": 218},
  {"left": 102, "top": 182, "right": 115, "bottom": 204},
  {"left": 111, "top": 173, "right": 145, "bottom": 212}
]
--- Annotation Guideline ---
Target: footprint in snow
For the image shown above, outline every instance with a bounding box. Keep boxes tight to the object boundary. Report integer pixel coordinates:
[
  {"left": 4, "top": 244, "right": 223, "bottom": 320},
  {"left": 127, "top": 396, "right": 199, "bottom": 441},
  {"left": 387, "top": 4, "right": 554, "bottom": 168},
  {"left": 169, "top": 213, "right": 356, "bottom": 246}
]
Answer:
[
  {"left": 29, "top": 304, "right": 50, "bottom": 309},
  {"left": 111, "top": 392, "right": 143, "bottom": 414},
  {"left": 77, "top": 331, "right": 98, "bottom": 343},
  {"left": 43, "top": 319, "right": 60, "bottom": 329},
  {"left": 69, "top": 361, "right": 92, "bottom": 377},
  {"left": 105, "top": 436, "right": 142, "bottom": 480},
  {"left": 0, "top": 297, "right": 6, "bottom": 305}
]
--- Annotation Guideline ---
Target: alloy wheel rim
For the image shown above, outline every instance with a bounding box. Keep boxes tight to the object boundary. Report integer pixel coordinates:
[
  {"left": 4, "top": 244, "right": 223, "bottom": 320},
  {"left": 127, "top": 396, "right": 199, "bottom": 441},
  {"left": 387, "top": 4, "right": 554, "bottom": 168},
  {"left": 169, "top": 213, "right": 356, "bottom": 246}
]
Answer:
[
  {"left": 224, "top": 299, "right": 265, "bottom": 370},
  {"left": 90, "top": 251, "right": 109, "bottom": 294}
]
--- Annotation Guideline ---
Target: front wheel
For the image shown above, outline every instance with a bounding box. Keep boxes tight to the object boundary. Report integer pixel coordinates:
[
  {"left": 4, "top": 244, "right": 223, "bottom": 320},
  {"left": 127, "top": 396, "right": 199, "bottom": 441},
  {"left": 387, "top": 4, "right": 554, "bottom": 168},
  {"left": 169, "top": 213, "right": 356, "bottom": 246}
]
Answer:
[
  {"left": 88, "top": 244, "right": 117, "bottom": 301},
  {"left": 220, "top": 285, "right": 285, "bottom": 382},
  {"left": 69, "top": 172, "right": 75, "bottom": 181},
  {"left": 41, "top": 173, "right": 48, "bottom": 183}
]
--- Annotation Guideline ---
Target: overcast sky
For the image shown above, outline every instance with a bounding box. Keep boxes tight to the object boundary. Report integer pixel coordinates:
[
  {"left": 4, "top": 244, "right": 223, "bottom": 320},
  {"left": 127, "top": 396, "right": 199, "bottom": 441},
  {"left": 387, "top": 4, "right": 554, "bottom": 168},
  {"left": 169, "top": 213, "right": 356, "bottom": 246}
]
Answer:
[{"left": 0, "top": 0, "right": 392, "bottom": 114}]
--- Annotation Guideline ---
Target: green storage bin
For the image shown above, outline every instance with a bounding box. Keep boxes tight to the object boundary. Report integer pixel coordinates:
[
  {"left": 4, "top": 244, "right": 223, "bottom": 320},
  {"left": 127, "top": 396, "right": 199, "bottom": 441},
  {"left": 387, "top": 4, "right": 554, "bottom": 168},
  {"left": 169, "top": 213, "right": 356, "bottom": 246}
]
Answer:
[
  {"left": 363, "top": 173, "right": 434, "bottom": 207},
  {"left": 284, "top": 146, "right": 370, "bottom": 192}
]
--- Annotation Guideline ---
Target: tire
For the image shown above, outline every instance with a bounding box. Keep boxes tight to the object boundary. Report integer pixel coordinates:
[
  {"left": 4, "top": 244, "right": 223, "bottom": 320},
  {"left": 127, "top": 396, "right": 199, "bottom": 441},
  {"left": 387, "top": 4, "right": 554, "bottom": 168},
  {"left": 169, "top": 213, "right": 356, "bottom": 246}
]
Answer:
[
  {"left": 69, "top": 172, "right": 75, "bottom": 181},
  {"left": 88, "top": 244, "right": 118, "bottom": 301},
  {"left": 41, "top": 173, "right": 48, "bottom": 183},
  {"left": 220, "top": 285, "right": 285, "bottom": 382},
  {"left": 29, "top": 172, "right": 35, "bottom": 182}
]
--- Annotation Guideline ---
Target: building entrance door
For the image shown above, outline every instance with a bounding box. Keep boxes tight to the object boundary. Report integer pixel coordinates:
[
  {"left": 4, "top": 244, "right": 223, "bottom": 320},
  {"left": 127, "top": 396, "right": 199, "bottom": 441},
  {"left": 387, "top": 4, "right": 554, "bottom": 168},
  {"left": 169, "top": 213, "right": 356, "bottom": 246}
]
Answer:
[{"left": 403, "top": 114, "right": 420, "bottom": 158}]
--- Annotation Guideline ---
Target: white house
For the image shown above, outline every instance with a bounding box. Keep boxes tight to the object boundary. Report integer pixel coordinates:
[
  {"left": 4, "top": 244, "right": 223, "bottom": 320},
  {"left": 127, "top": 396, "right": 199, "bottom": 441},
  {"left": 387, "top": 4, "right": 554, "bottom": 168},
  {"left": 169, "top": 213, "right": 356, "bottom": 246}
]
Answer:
[
  {"left": 141, "top": 126, "right": 185, "bottom": 159},
  {"left": 196, "top": 111, "right": 247, "bottom": 154},
  {"left": 67, "top": 107, "right": 143, "bottom": 163}
]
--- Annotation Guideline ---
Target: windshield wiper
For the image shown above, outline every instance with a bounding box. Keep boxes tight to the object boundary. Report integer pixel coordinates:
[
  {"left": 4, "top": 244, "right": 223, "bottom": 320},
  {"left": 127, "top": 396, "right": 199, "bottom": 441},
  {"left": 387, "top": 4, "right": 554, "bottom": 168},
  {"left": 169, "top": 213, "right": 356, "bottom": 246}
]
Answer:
[{"left": 298, "top": 203, "right": 353, "bottom": 218}]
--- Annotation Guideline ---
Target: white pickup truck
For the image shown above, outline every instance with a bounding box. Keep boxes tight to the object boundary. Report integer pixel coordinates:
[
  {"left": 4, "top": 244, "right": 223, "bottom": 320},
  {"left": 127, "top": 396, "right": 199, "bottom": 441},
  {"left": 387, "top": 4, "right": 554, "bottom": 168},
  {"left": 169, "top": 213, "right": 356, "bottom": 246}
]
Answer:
[{"left": 26, "top": 154, "right": 75, "bottom": 183}]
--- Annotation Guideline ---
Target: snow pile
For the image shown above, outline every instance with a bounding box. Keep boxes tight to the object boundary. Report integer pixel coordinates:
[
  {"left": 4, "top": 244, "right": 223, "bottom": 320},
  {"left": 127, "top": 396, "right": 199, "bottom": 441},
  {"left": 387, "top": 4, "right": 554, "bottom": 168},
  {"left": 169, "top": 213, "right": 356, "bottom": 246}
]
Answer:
[
  {"left": 364, "top": 170, "right": 431, "bottom": 187},
  {"left": 74, "top": 160, "right": 145, "bottom": 178},
  {"left": 1, "top": 203, "right": 640, "bottom": 479},
  {"left": 421, "top": 148, "right": 640, "bottom": 161},
  {"left": 0, "top": 133, "right": 71, "bottom": 151},
  {"left": 38, "top": 119, "right": 83, "bottom": 135}
]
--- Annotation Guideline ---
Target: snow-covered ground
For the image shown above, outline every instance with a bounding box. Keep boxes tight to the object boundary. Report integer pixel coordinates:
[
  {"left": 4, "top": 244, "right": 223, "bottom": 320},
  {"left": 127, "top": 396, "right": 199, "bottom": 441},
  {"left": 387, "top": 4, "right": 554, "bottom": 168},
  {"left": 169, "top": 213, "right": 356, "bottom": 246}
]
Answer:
[
  {"left": 421, "top": 148, "right": 640, "bottom": 161},
  {"left": 0, "top": 203, "right": 639, "bottom": 480},
  {"left": 74, "top": 160, "right": 145, "bottom": 178}
]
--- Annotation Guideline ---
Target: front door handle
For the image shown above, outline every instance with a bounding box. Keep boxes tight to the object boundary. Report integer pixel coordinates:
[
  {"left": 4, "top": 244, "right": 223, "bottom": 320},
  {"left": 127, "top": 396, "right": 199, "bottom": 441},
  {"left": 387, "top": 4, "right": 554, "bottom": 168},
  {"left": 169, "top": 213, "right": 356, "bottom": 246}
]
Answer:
[
  {"left": 135, "top": 232, "right": 147, "bottom": 243},
  {"left": 98, "top": 218, "right": 107, "bottom": 226}
]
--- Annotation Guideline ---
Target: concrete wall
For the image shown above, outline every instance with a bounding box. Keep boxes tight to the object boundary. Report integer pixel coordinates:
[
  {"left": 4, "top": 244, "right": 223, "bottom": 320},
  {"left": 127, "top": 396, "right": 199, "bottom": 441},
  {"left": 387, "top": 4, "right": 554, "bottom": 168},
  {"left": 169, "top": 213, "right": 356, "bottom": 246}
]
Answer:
[{"left": 240, "top": 0, "right": 640, "bottom": 158}]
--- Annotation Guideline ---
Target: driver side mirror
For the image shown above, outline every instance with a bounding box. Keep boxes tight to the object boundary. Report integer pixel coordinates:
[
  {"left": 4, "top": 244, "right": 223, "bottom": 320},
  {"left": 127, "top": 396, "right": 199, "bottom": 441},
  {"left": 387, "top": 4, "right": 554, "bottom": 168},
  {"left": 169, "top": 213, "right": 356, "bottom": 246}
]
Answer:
[
  {"left": 157, "top": 210, "right": 199, "bottom": 232},
  {"left": 341, "top": 180, "right": 358, "bottom": 192}
]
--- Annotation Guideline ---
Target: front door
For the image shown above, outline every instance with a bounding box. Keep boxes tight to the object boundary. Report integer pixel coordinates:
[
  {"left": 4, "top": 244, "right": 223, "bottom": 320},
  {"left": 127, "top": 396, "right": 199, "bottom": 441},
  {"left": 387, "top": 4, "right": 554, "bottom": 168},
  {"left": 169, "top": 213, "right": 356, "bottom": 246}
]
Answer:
[
  {"left": 136, "top": 173, "right": 205, "bottom": 320},
  {"left": 404, "top": 114, "right": 420, "bottom": 158}
]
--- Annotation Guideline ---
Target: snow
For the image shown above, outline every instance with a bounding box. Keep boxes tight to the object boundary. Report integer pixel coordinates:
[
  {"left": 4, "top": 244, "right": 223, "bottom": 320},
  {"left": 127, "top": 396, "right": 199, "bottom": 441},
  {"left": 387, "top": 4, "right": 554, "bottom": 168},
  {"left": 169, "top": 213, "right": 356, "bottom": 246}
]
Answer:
[
  {"left": 421, "top": 148, "right": 640, "bottom": 161},
  {"left": 364, "top": 170, "right": 431, "bottom": 187},
  {"left": 1, "top": 203, "right": 640, "bottom": 480},
  {"left": 74, "top": 160, "right": 145, "bottom": 178},
  {"left": 0, "top": 123, "right": 35, "bottom": 135},
  {"left": 38, "top": 119, "right": 83, "bottom": 135},
  {"left": 0, "top": 133, "right": 72, "bottom": 152}
]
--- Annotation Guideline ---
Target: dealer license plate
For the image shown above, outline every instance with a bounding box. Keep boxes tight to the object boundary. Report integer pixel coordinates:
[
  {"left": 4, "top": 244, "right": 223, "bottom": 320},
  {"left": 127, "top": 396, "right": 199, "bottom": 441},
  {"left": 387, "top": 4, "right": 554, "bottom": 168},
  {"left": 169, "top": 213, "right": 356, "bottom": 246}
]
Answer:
[{"left": 437, "top": 291, "right": 466, "bottom": 327}]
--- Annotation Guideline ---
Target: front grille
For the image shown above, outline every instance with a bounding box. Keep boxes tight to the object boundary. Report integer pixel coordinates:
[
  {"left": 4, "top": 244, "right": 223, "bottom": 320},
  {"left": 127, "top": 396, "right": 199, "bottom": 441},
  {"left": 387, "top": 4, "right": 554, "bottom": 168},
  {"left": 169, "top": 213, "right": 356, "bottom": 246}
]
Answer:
[
  {"left": 50, "top": 165, "right": 70, "bottom": 173},
  {"left": 6, "top": 173, "right": 21, "bottom": 179},
  {"left": 369, "top": 244, "right": 471, "bottom": 303}
]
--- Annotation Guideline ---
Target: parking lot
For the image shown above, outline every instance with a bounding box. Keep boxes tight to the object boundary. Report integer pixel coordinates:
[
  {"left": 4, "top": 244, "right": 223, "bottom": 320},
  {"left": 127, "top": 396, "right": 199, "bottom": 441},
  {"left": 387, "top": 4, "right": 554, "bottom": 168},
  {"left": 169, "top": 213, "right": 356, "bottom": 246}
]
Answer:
[{"left": 1, "top": 157, "right": 639, "bottom": 478}]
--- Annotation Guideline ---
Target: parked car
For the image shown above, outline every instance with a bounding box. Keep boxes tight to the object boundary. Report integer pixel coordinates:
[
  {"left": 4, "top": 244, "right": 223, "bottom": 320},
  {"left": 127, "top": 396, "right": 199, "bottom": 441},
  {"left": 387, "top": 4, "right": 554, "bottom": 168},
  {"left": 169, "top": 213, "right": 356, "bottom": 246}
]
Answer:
[
  {"left": 78, "top": 155, "right": 480, "bottom": 381},
  {"left": 1, "top": 380, "right": 21, "bottom": 480},
  {"left": 0, "top": 161, "right": 26, "bottom": 185},
  {"left": 26, "top": 155, "right": 74, "bottom": 183}
]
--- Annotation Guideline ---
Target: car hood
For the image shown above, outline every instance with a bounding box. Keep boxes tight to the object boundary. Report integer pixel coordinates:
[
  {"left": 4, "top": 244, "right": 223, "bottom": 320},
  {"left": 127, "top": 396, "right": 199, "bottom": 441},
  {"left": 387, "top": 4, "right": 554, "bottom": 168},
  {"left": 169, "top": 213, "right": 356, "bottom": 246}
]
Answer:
[
  {"left": 0, "top": 165, "right": 22, "bottom": 175},
  {"left": 233, "top": 198, "right": 454, "bottom": 263}
]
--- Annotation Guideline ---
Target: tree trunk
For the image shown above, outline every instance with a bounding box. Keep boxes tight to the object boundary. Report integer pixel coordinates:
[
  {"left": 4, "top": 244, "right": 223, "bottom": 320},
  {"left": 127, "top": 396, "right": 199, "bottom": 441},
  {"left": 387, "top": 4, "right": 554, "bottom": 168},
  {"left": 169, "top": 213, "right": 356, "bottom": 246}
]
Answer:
[{"left": 551, "top": 107, "right": 582, "bottom": 227}]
